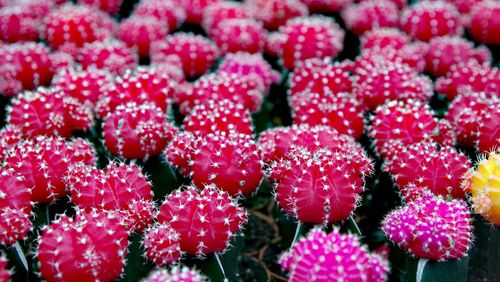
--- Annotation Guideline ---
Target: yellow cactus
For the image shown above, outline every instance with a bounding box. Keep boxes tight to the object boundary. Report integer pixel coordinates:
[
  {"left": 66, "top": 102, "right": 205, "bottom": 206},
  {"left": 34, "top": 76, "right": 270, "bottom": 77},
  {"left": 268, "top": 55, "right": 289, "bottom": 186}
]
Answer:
[{"left": 468, "top": 152, "right": 500, "bottom": 225}]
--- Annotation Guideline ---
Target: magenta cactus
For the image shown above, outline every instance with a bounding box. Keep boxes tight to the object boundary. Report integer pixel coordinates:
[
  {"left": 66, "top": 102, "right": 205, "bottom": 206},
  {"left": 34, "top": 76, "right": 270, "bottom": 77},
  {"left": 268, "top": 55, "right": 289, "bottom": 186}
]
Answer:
[
  {"left": 37, "top": 210, "right": 129, "bottom": 282},
  {"left": 64, "top": 162, "right": 155, "bottom": 232},
  {"left": 280, "top": 228, "right": 389, "bottom": 281},
  {"left": 190, "top": 133, "right": 263, "bottom": 196},
  {"left": 157, "top": 185, "right": 247, "bottom": 256},
  {"left": 0, "top": 253, "right": 10, "bottom": 281},
  {"left": 143, "top": 266, "right": 206, "bottom": 282},
  {"left": 0, "top": 167, "right": 32, "bottom": 246},
  {"left": 143, "top": 223, "right": 181, "bottom": 267},
  {"left": 382, "top": 192, "right": 473, "bottom": 260}
]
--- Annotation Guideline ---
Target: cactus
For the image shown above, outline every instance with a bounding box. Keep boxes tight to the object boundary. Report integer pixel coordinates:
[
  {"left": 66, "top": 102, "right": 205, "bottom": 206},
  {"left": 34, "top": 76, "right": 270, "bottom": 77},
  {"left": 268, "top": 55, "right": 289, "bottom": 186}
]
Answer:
[
  {"left": 157, "top": 185, "right": 247, "bottom": 256},
  {"left": 342, "top": 0, "right": 399, "bottom": 36},
  {"left": 468, "top": 1, "right": 500, "bottom": 45},
  {"left": 143, "top": 266, "right": 206, "bottom": 282},
  {"left": 142, "top": 223, "right": 181, "bottom": 267},
  {"left": 280, "top": 228, "right": 389, "bottom": 281}
]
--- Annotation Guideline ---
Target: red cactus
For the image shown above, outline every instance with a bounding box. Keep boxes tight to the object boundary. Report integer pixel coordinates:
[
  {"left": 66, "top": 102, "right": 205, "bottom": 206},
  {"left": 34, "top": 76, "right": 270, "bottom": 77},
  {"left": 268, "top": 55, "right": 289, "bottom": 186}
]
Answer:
[
  {"left": 149, "top": 58, "right": 186, "bottom": 83},
  {"left": 176, "top": 72, "right": 264, "bottom": 115},
  {"left": 382, "top": 192, "right": 472, "bottom": 260},
  {"left": 477, "top": 104, "right": 500, "bottom": 153},
  {"left": 258, "top": 125, "right": 369, "bottom": 167},
  {"left": 279, "top": 16, "right": 344, "bottom": 70},
  {"left": 0, "top": 254, "right": 10, "bottom": 282},
  {"left": 425, "top": 36, "right": 491, "bottom": 77},
  {"left": 385, "top": 141, "right": 470, "bottom": 199},
  {"left": 435, "top": 61, "right": 500, "bottom": 101},
  {"left": 445, "top": 91, "right": 493, "bottom": 146},
  {"left": 369, "top": 100, "right": 438, "bottom": 157},
  {"left": 202, "top": 1, "right": 249, "bottom": 35},
  {"left": 270, "top": 147, "right": 372, "bottom": 224},
  {"left": 211, "top": 18, "right": 266, "bottom": 54},
  {"left": 280, "top": 229, "right": 389, "bottom": 282},
  {"left": 264, "top": 31, "right": 286, "bottom": 57},
  {"left": 97, "top": 67, "right": 177, "bottom": 118},
  {"left": 0, "top": 125, "right": 22, "bottom": 162},
  {"left": 144, "top": 266, "right": 206, "bottom": 282},
  {"left": 0, "top": 168, "right": 32, "bottom": 246},
  {"left": 44, "top": 4, "right": 115, "bottom": 51},
  {"left": 355, "top": 42, "right": 429, "bottom": 73},
  {"left": 8, "top": 88, "right": 94, "bottom": 138},
  {"left": 0, "top": 6, "right": 40, "bottom": 43},
  {"left": 117, "top": 16, "right": 169, "bottom": 58},
  {"left": 217, "top": 52, "right": 280, "bottom": 90},
  {"left": 157, "top": 185, "right": 247, "bottom": 256},
  {"left": 190, "top": 133, "right": 263, "bottom": 196},
  {"left": 245, "top": 0, "right": 308, "bottom": 31},
  {"left": 102, "top": 102, "right": 178, "bottom": 159},
  {"left": 52, "top": 68, "right": 113, "bottom": 105},
  {"left": 342, "top": 0, "right": 399, "bottom": 36},
  {"left": 37, "top": 210, "right": 129, "bottom": 282},
  {"left": 4, "top": 136, "right": 95, "bottom": 203},
  {"left": 151, "top": 33, "right": 220, "bottom": 78},
  {"left": 300, "top": 0, "right": 352, "bottom": 13},
  {"left": 134, "top": 0, "right": 186, "bottom": 32},
  {"left": 65, "top": 162, "right": 154, "bottom": 231},
  {"left": 143, "top": 223, "right": 181, "bottom": 267},
  {"left": 78, "top": 0, "right": 123, "bottom": 15},
  {"left": 360, "top": 28, "right": 410, "bottom": 52},
  {"left": 78, "top": 40, "right": 138, "bottom": 76},
  {"left": 0, "top": 42, "right": 53, "bottom": 96},
  {"left": 184, "top": 99, "right": 253, "bottom": 136},
  {"left": 173, "top": 0, "right": 221, "bottom": 24},
  {"left": 290, "top": 91, "right": 366, "bottom": 140},
  {"left": 288, "top": 58, "right": 353, "bottom": 97},
  {"left": 468, "top": 1, "right": 500, "bottom": 45},
  {"left": 353, "top": 60, "right": 433, "bottom": 110},
  {"left": 165, "top": 131, "right": 198, "bottom": 177},
  {"left": 48, "top": 51, "right": 76, "bottom": 74},
  {"left": 400, "top": 1, "right": 463, "bottom": 42}
]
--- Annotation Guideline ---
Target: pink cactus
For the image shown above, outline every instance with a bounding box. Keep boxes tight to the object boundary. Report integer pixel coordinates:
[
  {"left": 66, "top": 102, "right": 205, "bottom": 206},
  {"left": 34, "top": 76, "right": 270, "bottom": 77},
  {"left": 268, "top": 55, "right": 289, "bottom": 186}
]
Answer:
[
  {"left": 184, "top": 99, "right": 253, "bottom": 136},
  {"left": 0, "top": 42, "right": 53, "bottom": 96},
  {"left": 43, "top": 4, "right": 115, "bottom": 51},
  {"left": 382, "top": 192, "right": 473, "bottom": 260},
  {"left": 52, "top": 68, "right": 113, "bottom": 105},
  {"left": 0, "top": 5, "right": 40, "bottom": 43},
  {"left": 143, "top": 223, "right": 181, "bottom": 267},
  {"left": 176, "top": 72, "right": 264, "bottom": 115},
  {"left": 4, "top": 136, "right": 95, "bottom": 203},
  {"left": 117, "top": 16, "right": 169, "bottom": 58},
  {"left": 245, "top": 0, "right": 308, "bottom": 31},
  {"left": 164, "top": 131, "right": 198, "bottom": 177},
  {"left": 0, "top": 254, "right": 10, "bottom": 282},
  {"left": 290, "top": 91, "right": 366, "bottom": 140},
  {"left": 477, "top": 104, "right": 500, "bottom": 153},
  {"left": 151, "top": 33, "right": 220, "bottom": 78},
  {"left": 424, "top": 36, "right": 491, "bottom": 77},
  {"left": 435, "top": 61, "right": 500, "bottom": 101},
  {"left": 278, "top": 16, "right": 344, "bottom": 70},
  {"left": 280, "top": 228, "right": 389, "bottom": 281},
  {"left": 288, "top": 58, "right": 353, "bottom": 97},
  {"left": 143, "top": 266, "right": 206, "bottom": 282},
  {"left": 355, "top": 42, "right": 429, "bottom": 73},
  {"left": 37, "top": 210, "right": 129, "bottom": 282},
  {"left": 211, "top": 18, "right": 266, "bottom": 54},
  {"left": 360, "top": 28, "right": 411, "bottom": 52},
  {"left": 342, "top": 0, "right": 399, "bottom": 35},
  {"left": 0, "top": 125, "right": 22, "bottom": 162},
  {"left": 78, "top": 40, "right": 138, "bottom": 76},
  {"left": 400, "top": 1, "right": 463, "bottom": 42},
  {"left": 353, "top": 60, "right": 433, "bottom": 110},
  {"left": 78, "top": 0, "right": 123, "bottom": 15},
  {"left": 270, "top": 147, "right": 372, "bottom": 224},
  {"left": 468, "top": 1, "right": 500, "bottom": 45},
  {"left": 64, "top": 162, "right": 154, "bottom": 231},
  {"left": 191, "top": 133, "right": 263, "bottom": 196},
  {"left": 369, "top": 100, "right": 439, "bottom": 157},
  {"left": 134, "top": 0, "right": 186, "bottom": 32},
  {"left": 385, "top": 141, "right": 470, "bottom": 199},
  {"left": 0, "top": 167, "right": 32, "bottom": 246},
  {"left": 102, "top": 102, "right": 178, "bottom": 159},
  {"left": 202, "top": 1, "right": 249, "bottom": 35},
  {"left": 217, "top": 52, "right": 280, "bottom": 90},
  {"left": 8, "top": 88, "right": 93, "bottom": 137},
  {"left": 158, "top": 185, "right": 247, "bottom": 256},
  {"left": 97, "top": 67, "right": 177, "bottom": 118},
  {"left": 300, "top": 0, "right": 352, "bottom": 13}
]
